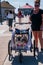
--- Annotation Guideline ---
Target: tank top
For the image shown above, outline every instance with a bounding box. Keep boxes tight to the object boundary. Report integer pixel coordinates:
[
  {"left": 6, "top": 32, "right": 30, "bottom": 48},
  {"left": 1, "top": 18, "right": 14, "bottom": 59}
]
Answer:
[{"left": 31, "top": 9, "right": 43, "bottom": 27}]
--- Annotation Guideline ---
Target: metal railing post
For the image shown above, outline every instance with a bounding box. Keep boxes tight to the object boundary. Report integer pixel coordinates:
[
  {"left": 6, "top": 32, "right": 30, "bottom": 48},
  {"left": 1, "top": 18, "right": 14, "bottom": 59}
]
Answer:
[{"left": 0, "top": 0, "right": 2, "bottom": 25}]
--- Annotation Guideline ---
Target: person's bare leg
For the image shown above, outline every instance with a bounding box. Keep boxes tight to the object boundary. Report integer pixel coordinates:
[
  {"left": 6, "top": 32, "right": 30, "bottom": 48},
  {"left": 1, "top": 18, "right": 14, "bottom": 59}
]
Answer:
[
  {"left": 39, "top": 31, "right": 43, "bottom": 51},
  {"left": 32, "top": 31, "right": 38, "bottom": 48}
]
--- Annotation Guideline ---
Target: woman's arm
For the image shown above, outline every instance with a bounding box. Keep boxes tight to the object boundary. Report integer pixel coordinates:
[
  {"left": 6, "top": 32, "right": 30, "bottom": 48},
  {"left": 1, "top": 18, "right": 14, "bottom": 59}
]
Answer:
[
  {"left": 28, "top": 15, "right": 32, "bottom": 24},
  {"left": 41, "top": 10, "right": 43, "bottom": 25},
  {"left": 40, "top": 14, "right": 43, "bottom": 30}
]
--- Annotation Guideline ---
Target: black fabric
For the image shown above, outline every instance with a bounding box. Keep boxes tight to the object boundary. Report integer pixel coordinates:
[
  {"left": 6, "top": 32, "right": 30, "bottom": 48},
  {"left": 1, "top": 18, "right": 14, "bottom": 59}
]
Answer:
[
  {"left": 8, "top": 19, "right": 13, "bottom": 27},
  {"left": 14, "top": 13, "right": 16, "bottom": 20},
  {"left": 30, "top": 9, "right": 43, "bottom": 31},
  {"left": 15, "top": 28, "right": 29, "bottom": 34}
]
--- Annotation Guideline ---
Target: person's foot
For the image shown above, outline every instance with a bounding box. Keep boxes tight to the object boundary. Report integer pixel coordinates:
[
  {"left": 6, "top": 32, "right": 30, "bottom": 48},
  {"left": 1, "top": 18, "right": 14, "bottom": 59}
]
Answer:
[
  {"left": 9, "top": 29, "right": 13, "bottom": 32},
  {"left": 35, "top": 47, "right": 39, "bottom": 52},
  {"left": 35, "top": 47, "right": 39, "bottom": 56},
  {"left": 41, "top": 48, "right": 43, "bottom": 52}
]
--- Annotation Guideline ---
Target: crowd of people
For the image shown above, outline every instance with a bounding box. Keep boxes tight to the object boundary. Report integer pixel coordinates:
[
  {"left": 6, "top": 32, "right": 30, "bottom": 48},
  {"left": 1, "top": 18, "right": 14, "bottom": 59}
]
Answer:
[
  {"left": 6, "top": 9, "right": 23, "bottom": 31},
  {"left": 6, "top": 10, "right": 16, "bottom": 31}
]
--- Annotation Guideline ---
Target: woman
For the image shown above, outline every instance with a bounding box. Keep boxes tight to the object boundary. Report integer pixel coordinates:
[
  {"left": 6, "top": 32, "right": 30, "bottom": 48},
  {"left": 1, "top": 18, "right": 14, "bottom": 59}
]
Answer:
[
  {"left": 30, "top": 1, "right": 43, "bottom": 52},
  {"left": 7, "top": 11, "right": 14, "bottom": 31},
  {"left": 18, "top": 10, "right": 22, "bottom": 23},
  {"left": 39, "top": 14, "right": 43, "bottom": 52}
]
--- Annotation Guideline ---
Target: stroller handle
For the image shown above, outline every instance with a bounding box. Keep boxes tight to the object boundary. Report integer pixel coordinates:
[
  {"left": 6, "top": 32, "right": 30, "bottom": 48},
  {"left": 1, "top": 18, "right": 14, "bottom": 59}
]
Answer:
[{"left": 15, "top": 22, "right": 31, "bottom": 24}]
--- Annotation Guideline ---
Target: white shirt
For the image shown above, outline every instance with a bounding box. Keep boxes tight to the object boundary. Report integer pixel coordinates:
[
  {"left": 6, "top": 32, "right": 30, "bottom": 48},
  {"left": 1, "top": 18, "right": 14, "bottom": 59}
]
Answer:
[{"left": 7, "top": 13, "right": 14, "bottom": 19}]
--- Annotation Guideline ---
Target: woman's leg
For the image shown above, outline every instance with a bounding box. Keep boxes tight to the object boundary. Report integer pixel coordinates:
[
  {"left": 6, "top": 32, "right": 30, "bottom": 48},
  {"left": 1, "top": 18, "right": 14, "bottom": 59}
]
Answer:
[
  {"left": 8, "top": 19, "right": 11, "bottom": 30},
  {"left": 32, "top": 31, "right": 38, "bottom": 48},
  {"left": 9, "top": 19, "right": 13, "bottom": 31},
  {"left": 39, "top": 31, "right": 43, "bottom": 51}
]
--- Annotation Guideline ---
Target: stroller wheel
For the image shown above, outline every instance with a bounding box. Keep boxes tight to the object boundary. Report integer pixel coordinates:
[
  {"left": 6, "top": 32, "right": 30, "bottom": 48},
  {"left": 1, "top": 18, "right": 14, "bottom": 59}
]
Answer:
[
  {"left": 30, "top": 42, "right": 33, "bottom": 52},
  {"left": 9, "top": 54, "right": 13, "bottom": 61},
  {"left": 8, "top": 40, "right": 12, "bottom": 61}
]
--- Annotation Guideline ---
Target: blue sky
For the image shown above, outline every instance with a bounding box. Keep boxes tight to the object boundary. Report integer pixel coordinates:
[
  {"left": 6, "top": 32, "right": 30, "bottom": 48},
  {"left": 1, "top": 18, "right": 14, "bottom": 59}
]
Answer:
[{"left": 1, "top": 0, "right": 43, "bottom": 13}]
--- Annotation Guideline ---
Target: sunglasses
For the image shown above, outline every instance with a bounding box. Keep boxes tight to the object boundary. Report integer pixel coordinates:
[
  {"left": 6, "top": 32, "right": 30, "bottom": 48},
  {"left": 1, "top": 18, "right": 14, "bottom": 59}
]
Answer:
[{"left": 35, "top": 5, "right": 39, "bottom": 7}]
